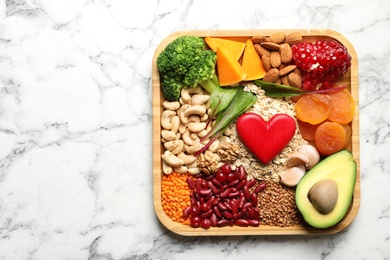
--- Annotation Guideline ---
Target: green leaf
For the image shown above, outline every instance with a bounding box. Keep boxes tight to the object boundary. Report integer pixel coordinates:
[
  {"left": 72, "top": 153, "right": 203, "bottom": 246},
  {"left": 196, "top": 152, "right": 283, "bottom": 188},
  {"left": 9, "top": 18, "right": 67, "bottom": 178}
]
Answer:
[{"left": 209, "top": 87, "right": 238, "bottom": 116}]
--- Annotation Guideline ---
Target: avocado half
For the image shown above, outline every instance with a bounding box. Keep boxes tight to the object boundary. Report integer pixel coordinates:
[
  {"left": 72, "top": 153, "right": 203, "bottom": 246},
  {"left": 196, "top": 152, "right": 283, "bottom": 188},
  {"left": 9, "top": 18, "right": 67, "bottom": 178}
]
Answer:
[{"left": 295, "top": 150, "right": 357, "bottom": 229}]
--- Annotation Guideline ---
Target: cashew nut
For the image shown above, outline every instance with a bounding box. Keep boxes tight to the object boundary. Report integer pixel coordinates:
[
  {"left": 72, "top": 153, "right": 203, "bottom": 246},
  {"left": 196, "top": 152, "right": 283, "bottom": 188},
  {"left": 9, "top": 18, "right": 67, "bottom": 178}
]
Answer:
[
  {"left": 197, "top": 129, "right": 208, "bottom": 138},
  {"left": 161, "top": 150, "right": 184, "bottom": 168},
  {"left": 181, "top": 87, "right": 202, "bottom": 103},
  {"left": 188, "top": 167, "right": 201, "bottom": 175},
  {"left": 171, "top": 140, "right": 184, "bottom": 155},
  {"left": 173, "top": 165, "right": 188, "bottom": 174},
  {"left": 188, "top": 122, "right": 206, "bottom": 133},
  {"left": 187, "top": 115, "right": 201, "bottom": 124},
  {"left": 208, "top": 139, "right": 220, "bottom": 153},
  {"left": 171, "top": 116, "right": 180, "bottom": 134},
  {"left": 185, "top": 143, "right": 203, "bottom": 155},
  {"left": 183, "top": 105, "right": 206, "bottom": 118},
  {"left": 182, "top": 130, "right": 193, "bottom": 146},
  {"left": 164, "top": 140, "right": 180, "bottom": 151},
  {"left": 177, "top": 152, "right": 197, "bottom": 166},
  {"left": 191, "top": 94, "right": 210, "bottom": 105},
  {"left": 200, "top": 113, "right": 209, "bottom": 122},
  {"left": 178, "top": 104, "right": 191, "bottom": 124},
  {"left": 161, "top": 130, "right": 176, "bottom": 141},
  {"left": 161, "top": 110, "right": 176, "bottom": 130},
  {"left": 163, "top": 101, "right": 180, "bottom": 111},
  {"left": 162, "top": 160, "right": 173, "bottom": 174}
]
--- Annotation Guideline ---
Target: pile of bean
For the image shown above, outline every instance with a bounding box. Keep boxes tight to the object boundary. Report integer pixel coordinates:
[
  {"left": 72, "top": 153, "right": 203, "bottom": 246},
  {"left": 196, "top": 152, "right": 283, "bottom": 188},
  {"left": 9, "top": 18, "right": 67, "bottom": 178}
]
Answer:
[{"left": 183, "top": 164, "right": 266, "bottom": 229}]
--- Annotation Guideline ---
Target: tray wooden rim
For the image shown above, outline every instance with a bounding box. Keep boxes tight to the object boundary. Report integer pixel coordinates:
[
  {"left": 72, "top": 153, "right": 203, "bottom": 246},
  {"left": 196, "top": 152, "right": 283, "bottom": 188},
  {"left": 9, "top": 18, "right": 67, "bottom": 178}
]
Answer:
[{"left": 152, "top": 29, "right": 360, "bottom": 236}]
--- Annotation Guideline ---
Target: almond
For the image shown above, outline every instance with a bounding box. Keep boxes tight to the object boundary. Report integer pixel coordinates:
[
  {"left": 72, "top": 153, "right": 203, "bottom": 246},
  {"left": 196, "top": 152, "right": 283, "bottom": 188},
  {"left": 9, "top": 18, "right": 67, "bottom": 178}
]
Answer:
[
  {"left": 251, "top": 35, "right": 267, "bottom": 44},
  {"left": 260, "top": 41, "right": 281, "bottom": 51},
  {"left": 268, "top": 32, "right": 286, "bottom": 44},
  {"left": 263, "top": 68, "right": 280, "bottom": 83},
  {"left": 279, "top": 65, "right": 297, "bottom": 76},
  {"left": 287, "top": 72, "right": 302, "bottom": 88},
  {"left": 285, "top": 32, "right": 302, "bottom": 45},
  {"left": 254, "top": 43, "right": 271, "bottom": 57},
  {"left": 281, "top": 75, "right": 291, "bottom": 86},
  {"left": 280, "top": 43, "right": 293, "bottom": 64},
  {"left": 261, "top": 55, "right": 272, "bottom": 72},
  {"left": 270, "top": 51, "right": 281, "bottom": 68}
]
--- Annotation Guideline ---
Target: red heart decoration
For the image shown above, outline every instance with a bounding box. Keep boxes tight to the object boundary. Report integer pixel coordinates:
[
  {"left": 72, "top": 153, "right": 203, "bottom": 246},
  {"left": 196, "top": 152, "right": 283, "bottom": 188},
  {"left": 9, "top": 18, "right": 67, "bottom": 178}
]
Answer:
[{"left": 236, "top": 113, "right": 296, "bottom": 164}]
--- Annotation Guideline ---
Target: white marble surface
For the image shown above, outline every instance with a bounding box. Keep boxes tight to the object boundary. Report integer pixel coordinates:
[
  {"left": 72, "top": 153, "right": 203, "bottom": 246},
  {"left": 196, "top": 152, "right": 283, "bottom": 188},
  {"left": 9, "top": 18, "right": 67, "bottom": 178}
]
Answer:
[{"left": 0, "top": 0, "right": 389, "bottom": 259}]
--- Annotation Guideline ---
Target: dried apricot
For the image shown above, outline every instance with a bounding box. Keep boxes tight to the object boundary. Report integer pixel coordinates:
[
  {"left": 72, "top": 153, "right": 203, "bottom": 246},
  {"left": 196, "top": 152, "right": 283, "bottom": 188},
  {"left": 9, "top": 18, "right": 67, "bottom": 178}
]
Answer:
[
  {"left": 327, "top": 89, "right": 355, "bottom": 124},
  {"left": 295, "top": 94, "right": 331, "bottom": 125},
  {"left": 298, "top": 120, "right": 320, "bottom": 142},
  {"left": 314, "top": 122, "right": 346, "bottom": 156}
]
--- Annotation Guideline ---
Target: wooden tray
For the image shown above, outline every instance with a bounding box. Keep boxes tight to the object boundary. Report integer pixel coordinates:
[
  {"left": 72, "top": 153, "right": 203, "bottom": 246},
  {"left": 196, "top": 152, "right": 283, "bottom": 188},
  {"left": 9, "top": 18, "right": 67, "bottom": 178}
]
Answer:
[{"left": 152, "top": 29, "right": 360, "bottom": 236}]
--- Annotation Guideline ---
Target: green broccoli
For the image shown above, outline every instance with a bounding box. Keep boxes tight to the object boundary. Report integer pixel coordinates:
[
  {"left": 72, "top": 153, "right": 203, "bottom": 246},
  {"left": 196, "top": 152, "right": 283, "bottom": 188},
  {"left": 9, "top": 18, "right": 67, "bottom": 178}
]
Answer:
[{"left": 156, "top": 35, "right": 218, "bottom": 101}]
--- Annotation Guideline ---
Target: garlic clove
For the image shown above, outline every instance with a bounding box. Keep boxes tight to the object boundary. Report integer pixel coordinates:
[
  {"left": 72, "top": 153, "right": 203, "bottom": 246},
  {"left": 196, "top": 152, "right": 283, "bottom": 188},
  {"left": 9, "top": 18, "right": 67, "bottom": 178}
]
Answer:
[
  {"left": 280, "top": 164, "right": 306, "bottom": 187},
  {"left": 286, "top": 152, "right": 309, "bottom": 169},
  {"left": 298, "top": 145, "right": 320, "bottom": 169}
]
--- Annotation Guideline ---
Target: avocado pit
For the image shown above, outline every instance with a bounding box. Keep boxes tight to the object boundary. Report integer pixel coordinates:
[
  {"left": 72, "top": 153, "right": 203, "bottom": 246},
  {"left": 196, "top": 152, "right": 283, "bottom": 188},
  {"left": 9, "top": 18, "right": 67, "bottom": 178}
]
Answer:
[{"left": 308, "top": 179, "right": 338, "bottom": 214}]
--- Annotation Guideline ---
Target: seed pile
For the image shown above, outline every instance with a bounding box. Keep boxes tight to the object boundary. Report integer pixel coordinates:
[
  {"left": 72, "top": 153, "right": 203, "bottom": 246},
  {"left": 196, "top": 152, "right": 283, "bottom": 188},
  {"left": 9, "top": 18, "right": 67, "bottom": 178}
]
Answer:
[
  {"left": 256, "top": 180, "right": 303, "bottom": 227},
  {"left": 161, "top": 171, "right": 192, "bottom": 225}
]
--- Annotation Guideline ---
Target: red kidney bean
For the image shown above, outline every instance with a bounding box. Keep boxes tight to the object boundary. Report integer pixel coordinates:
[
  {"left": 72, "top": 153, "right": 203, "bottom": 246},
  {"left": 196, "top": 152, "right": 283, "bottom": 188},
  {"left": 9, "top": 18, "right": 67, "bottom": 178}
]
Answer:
[
  {"left": 211, "top": 178, "right": 222, "bottom": 188},
  {"left": 236, "top": 219, "right": 249, "bottom": 227},
  {"left": 247, "top": 219, "right": 260, "bottom": 227},
  {"left": 228, "top": 191, "right": 241, "bottom": 198},
  {"left": 253, "top": 208, "right": 260, "bottom": 220},
  {"left": 219, "top": 189, "right": 230, "bottom": 198},
  {"left": 222, "top": 211, "right": 233, "bottom": 219},
  {"left": 191, "top": 216, "right": 201, "bottom": 228},
  {"left": 201, "top": 218, "right": 211, "bottom": 229},
  {"left": 228, "top": 179, "right": 239, "bottom": 187},
  {"left": 246, "top": 178, "right": 257, "bottom": 189},
  {"left": 217, "top": 201, "right": 228, "bottom": 211},
  {"left": 207, "top": 181, "right": 219, "bottom": 194},
  {"left": 224, "top": 201, "right": 232, "bottom": 211},
  {"left": 190, "top": 205, "right": 200, "bottom": 217},
  {"left": 233, "top": 168, "right": 240, "bottom": 180},
  {"left": 217, "top": 219, "right": 230, "bottom": 227},
  {"left": 183, "top": 205, "right": 191, "bottom": 218},
  {"left": 226, "top": 173, "right": 235, "bottom": 183},
  {"left": 237, "top": 208, "right": 247, "bottom": 219},
  {"left": 200, "top": 202, "right": 211, "bottom": 212},
  {"left": 204, "top": 174, "right": 214, "bottom": 181},
  {"left": 247, "top": 207, "right": 254, "bottom": 219},
  {"left": 218, "top": 184, "right": 228, "bottom": 194},
  {"left": 210, "top": 214, "right": 218, "bottom": 227},
  {"left": 200, "top": 209, "right": 213, "bottom": 219},
  {"left": 215, "top": 171, "right": 226, "bottom": 184},
  {"left": 213, "top": 205, "right": 223, "bottom": 218},
  {"left": 186, "top": 177, "right": 195, "bottom": 189},
  {"left": 251, "top": 193, "right": 258, "bottom": 206},
  {"left": 198, "top": 189, "right": 212, "bottom": 197},
  {"left": 238, "top": 195, "right": 245, "bottom": 209},
  {"left": 230, "top": 200, "right": 238, "bottom": 215},
  {"left": 242, "top": 202, "right": 252, "bottom": 210},
  {"left": 238, "top": 165, "right": 247, "bottom": 181},
  {"left": 195, "top": 178, "right": 203, "bottom": 191},
  {"left": 243, "top": 185, "right": 251, "bottom": 200},
  {"left": 212, "top": 197, "right": 220, "bottom": 206},
  {"left": 190, "top": 193, "right": 196, "bottom": 206},
  {"left": 235, "top": 180, "right": 246, "bottom": 190},
  {"left": 254, "top": 183, "right": 267, "bottom": 193}
]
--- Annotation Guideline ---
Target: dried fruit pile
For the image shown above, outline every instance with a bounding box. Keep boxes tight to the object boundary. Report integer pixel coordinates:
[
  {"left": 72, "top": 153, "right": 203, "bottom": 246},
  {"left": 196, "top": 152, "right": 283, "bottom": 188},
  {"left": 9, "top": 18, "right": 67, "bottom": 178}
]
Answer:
[{"left": 157, "top": 31, "right": 355, "bottom": 230}]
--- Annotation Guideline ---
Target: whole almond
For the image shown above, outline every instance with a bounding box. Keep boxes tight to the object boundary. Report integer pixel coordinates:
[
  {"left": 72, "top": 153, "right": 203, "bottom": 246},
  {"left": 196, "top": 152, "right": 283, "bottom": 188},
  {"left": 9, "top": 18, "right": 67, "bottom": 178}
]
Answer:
[
  {"left": 280, "top": 43, "right": 293, "bottom": 64},
  {"left": 281, "top": 75, "right": 291, "bottom": 86},
  {"left": 279, "top": 65, "right": 297, "bottom": 76},
  {"left": 251, "top": 35, "right": 267, "bottom": 44},
  {"left": 270, "top": 51, "right": 281, "bottom": 68},
  {"left": 268, "top": 32, "right": 286, "bottom": 44},
  {"left": 261, "top": 55, "right": 272, "bottom": 72},
  {"left": 263, "top": 68, "right": 280, "bottom": 83},
  {"left": 254, "top": 43, "right": 271, "bottom": 57},
  {"left": 285, "top": 32, "right": 302, "bottom": 45},
  {"left": 260, "top": 41, "right": 281, "bottom": 51},
  {"left": 287, "top": 72, "right": 302, "bottom": 88}
]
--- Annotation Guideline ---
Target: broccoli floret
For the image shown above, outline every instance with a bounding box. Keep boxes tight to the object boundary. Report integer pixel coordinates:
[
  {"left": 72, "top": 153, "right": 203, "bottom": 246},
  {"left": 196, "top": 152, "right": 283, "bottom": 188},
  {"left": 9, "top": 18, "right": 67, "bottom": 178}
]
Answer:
[
  {"left": 160, "top": 72, "right": 184, "bottom": 102},
  {"left": 156, "top": 35, "right": 218, "bottom": 101}
]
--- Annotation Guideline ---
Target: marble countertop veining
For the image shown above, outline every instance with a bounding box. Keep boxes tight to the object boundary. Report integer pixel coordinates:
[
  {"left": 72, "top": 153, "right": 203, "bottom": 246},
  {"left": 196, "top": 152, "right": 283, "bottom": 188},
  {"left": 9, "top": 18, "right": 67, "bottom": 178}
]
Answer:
[{"left": 0, "top": 0, "right": 390, "bottom": 259}]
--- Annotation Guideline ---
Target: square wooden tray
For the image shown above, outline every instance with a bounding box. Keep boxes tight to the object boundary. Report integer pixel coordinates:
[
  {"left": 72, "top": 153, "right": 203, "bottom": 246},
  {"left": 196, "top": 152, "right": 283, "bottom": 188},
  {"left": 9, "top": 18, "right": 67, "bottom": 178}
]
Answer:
[{"left": 152, "top": 29, "right": 360, "bottom": 236}]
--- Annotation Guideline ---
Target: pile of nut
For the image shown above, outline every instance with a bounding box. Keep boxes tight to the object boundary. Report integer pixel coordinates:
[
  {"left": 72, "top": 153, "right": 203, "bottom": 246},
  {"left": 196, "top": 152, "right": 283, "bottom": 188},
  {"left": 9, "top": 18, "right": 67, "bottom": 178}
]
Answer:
[
  {"left": 252, "top": 32, "right": 303, "bottom": 88},
  {"left": 160, "top": 87, "right": 241, "bottom": 175}
]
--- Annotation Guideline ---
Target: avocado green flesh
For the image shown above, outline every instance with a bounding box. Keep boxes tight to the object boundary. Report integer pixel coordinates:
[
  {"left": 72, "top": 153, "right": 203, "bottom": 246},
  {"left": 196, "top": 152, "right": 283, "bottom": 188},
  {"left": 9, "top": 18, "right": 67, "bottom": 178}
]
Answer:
[{"left": 295, "top": 150, "right": 357, "bottom": 229}]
